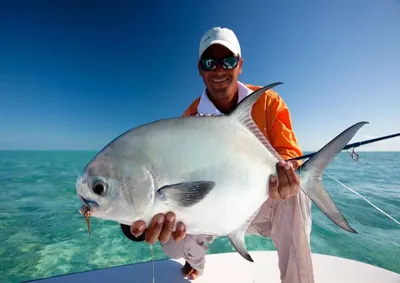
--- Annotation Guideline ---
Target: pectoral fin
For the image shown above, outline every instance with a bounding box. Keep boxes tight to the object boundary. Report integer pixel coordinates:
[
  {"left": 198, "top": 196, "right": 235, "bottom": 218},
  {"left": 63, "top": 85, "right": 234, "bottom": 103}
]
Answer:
[{"left": 156, "top": 181, "right": 215, "bottom": 208}]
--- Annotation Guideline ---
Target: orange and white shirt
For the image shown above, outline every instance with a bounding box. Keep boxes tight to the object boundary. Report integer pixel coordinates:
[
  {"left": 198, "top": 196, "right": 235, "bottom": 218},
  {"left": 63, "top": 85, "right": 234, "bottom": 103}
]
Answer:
[{"left": 182, "top": 81, "right": 303, "bottom": 161}]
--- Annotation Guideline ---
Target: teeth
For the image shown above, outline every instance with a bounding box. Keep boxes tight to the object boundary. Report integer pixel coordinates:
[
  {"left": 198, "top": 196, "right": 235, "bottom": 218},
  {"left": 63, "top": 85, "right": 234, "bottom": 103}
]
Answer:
[{"left": 212, "top": 77, "right": 228, "bottom": 83}]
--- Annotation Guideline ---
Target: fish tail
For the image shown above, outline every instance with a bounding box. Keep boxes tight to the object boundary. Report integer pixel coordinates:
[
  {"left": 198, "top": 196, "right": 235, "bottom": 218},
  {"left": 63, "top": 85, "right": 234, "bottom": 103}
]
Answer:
[{"left": 298, "top": 121, "right": 369, "bottom": 233}]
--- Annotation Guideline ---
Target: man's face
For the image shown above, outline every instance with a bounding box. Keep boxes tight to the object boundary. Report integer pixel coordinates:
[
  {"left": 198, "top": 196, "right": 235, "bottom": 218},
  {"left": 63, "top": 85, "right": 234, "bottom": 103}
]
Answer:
[{"left": 198, "top": 44, "right": 243, "bottom": 99}]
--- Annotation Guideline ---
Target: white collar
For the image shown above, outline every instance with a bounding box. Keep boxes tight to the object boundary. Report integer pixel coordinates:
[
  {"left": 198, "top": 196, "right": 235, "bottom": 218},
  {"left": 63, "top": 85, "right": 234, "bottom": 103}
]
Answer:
[{"left": 197, "top": 81, "right": 253, "bottom": 116}]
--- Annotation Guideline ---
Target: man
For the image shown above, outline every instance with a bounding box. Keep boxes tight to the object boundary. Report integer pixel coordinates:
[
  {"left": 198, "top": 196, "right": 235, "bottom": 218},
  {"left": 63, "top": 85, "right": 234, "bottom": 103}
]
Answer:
[{"left": 121, "top": 27, "right": 314, "bottom": 283}]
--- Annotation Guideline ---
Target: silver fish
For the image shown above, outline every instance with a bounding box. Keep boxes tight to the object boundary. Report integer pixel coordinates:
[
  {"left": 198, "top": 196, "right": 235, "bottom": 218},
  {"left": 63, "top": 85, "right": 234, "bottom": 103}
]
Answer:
[{"left": 76, "top": 82, "right": 367, "bottom": 262}]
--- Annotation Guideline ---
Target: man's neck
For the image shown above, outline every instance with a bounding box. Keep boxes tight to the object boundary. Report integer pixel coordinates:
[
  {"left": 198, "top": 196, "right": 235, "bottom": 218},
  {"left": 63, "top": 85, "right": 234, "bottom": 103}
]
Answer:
[{"left": 206, "top": 90, "right": 238, "bottom": 114}]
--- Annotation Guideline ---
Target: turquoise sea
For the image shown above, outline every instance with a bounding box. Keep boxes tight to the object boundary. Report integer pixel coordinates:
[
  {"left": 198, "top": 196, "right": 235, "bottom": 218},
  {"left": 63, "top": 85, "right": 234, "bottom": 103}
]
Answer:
[{"left": 0, "top": 150, "right": 399, "bottom": 282}]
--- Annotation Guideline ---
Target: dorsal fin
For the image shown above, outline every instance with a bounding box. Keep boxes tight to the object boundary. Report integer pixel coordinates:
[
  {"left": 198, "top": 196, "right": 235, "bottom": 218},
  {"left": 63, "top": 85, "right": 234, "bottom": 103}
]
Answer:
[
  {"left": 228, "top": 82, "right": 284, "bottom": 160},
  {"left": 229, "top": 82, "right": 283, "bottom": 122}
]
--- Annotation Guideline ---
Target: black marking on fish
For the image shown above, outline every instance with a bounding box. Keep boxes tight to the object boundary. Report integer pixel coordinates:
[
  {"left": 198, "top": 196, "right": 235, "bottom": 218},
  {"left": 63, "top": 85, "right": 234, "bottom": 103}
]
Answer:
[{"left": 156, "top": 181, "right": 215, "bottom": 207}]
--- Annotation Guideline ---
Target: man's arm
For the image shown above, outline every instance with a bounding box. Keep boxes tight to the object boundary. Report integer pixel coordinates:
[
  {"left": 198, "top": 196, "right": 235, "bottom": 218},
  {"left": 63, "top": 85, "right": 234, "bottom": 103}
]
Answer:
[
  {"left": 267, "top": 93, "right": 303, "bottom": 161},
  {"left": 264, "top": 92, "right": 302, "bottom": 200}
]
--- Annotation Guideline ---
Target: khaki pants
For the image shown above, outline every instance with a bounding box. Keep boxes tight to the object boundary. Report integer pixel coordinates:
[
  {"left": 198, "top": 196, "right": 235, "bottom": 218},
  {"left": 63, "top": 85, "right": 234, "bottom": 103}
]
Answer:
[{"left": 161, "top": 191, "right": 314, "bottom": 283}]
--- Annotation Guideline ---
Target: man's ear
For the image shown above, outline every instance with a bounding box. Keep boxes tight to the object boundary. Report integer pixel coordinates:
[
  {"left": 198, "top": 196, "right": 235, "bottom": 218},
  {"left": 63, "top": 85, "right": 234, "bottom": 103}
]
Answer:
[{"left": 239, "top": 57, "right": 243, "bottom": 74}]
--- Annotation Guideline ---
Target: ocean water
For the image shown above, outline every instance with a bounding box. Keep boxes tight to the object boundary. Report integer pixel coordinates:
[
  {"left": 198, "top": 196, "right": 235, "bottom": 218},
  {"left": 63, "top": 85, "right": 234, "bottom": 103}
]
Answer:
[{"left": 0, "top": 150, "right": 399, "bottom": 282}]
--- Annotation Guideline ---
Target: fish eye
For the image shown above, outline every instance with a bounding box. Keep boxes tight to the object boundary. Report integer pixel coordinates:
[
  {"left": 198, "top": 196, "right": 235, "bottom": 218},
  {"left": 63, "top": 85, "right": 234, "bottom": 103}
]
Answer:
[{"left": 92, "top": 181, "right": 108, "bottom": 196}]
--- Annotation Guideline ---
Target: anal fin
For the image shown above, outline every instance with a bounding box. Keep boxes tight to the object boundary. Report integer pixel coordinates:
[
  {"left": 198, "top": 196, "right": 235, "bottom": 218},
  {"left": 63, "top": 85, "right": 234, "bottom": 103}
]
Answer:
[
  {"left": 228, "top": 230, "right": 253, "bottom": 262},
  {"left": 228, "top": 207, "right": 260, "bottom": 263}
]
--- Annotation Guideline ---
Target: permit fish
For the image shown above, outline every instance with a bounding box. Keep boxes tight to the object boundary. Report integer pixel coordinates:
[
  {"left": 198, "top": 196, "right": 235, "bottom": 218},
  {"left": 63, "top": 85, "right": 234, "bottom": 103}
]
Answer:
[{"left": 76, "top": 82, "right": 367, "bottom": 262}]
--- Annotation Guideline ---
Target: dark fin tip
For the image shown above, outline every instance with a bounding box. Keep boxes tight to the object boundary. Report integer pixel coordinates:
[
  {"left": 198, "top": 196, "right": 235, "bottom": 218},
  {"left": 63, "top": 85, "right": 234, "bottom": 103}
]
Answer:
[{"left": 246, "top": 253, "right": 254, "bottom": 262}]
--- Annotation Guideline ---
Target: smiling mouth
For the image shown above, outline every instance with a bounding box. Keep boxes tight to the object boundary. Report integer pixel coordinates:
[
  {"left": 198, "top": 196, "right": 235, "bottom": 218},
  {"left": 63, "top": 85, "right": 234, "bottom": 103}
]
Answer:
[{"left": 211, "top": 77, "right": 229, "bottom": 83}]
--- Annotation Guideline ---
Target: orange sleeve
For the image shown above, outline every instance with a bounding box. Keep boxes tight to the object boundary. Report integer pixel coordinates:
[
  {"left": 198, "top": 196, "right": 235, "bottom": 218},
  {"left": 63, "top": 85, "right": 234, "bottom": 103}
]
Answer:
[
  {"left": 266, "top": 93, "right": 303, "bottom": 162},
  {"left": 182, "top": 98, "right": 200, "bottom": 117}
]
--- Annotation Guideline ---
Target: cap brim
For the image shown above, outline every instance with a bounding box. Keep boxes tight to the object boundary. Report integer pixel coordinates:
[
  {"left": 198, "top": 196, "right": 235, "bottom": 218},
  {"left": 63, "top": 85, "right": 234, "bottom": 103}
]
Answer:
[{"left": 199, "top": 40, "right": 240, "bottom": 58}]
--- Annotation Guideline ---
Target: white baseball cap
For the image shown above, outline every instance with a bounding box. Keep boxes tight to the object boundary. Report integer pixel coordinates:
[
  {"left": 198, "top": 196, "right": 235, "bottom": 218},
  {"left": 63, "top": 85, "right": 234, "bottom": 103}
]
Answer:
[{"left": 199, "top": 27, "right": 241, "bottom": 59}]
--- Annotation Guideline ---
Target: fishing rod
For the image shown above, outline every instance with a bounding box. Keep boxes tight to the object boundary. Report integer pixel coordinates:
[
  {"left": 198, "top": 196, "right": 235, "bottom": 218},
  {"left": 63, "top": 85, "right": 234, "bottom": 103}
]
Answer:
[{"left": 289, "top": 132, "right": 400, "bottom": 162}]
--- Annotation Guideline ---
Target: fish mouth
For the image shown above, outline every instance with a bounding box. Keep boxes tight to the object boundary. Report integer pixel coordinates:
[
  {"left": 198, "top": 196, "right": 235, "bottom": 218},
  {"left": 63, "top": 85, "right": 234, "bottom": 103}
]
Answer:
[
  {"left": 78, "top": 195, "right": 99, "bottom": 236},
  {"left": 79, "top": 195, "right": 99, "bottom": 209}
]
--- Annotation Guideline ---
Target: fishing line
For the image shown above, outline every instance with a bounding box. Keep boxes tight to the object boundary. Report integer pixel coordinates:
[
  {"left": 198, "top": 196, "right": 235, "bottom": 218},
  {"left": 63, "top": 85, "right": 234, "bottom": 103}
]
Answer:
[
  {"left": 149, "top": 243, "right": 155, "bottom": 283},
  {"left": 324, "top": 172, "right": 400, "bottom": 225}
]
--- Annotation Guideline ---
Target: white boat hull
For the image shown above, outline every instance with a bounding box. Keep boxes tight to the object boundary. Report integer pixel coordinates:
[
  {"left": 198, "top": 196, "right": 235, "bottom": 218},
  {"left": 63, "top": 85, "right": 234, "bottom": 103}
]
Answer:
[{"left": 26, "top": 251, "right": 400, "bottom": 283}]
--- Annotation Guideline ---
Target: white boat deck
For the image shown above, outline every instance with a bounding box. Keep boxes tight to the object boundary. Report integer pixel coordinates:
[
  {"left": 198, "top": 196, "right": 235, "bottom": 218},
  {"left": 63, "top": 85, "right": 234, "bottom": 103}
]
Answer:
[{"left": 26, "top": 251, "right": 400, "bottom": 283}]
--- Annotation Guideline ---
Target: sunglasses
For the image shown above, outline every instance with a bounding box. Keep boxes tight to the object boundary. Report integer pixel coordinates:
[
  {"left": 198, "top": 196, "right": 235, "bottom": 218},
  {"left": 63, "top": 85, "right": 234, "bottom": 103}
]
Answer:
[{"left": 199, "top": 56, "right": 240, "bottom": 71}]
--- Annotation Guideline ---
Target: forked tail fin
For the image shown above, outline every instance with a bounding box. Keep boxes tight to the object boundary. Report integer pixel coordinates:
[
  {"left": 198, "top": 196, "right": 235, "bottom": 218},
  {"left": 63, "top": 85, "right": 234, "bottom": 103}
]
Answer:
[{"left": 299, "top": 121, "right": 369, "bottom": 233}]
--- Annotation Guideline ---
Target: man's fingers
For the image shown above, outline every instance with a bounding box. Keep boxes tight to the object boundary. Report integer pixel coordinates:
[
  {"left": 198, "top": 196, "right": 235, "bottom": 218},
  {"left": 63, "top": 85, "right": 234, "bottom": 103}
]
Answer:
[
  {"left": 145, "top": 214, "right": 165, "bottom": 244},
  {"left": 159, "top": 212, "right": 176, "bottom": 244},
  {"left": 130, "top": 220, "right": 145, "bottom": 237},
  {"left": 285, "top": 161, "right": 300, "bottom": 190},
  {"left": 182, "top": 262, "right": 198, "bottom": 280},
  {"left": 286, "top": 160, "right": 300, "bottom": 197},
  {"left": 276, "top": 161, "right": 290, "bottom": 199},
  {"left": 269, "top": 175, "right": 280, "bottom": 199},
  {"left": 289, "top": 160, "right": 300, "bottom": 170},
  {"left": 189, "top": 270, "right": 199, "bottom": 280},
  {"left": 173, "top": 222, "right": 186, "bottom": 243},
  {"left": 269, "top": 160, "right": 301, "bottom": 200}
]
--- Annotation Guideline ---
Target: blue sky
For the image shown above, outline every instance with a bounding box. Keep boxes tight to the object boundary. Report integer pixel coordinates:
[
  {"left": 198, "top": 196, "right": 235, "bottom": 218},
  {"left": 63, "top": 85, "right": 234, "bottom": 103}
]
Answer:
[{"left": 1, "top": 0, "right": 399, "bottom": 151}]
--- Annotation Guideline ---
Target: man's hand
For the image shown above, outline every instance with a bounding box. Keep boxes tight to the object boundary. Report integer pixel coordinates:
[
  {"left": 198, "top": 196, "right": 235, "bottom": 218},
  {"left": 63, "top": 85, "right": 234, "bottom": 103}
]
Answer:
[
  {"left": 182, "top": 261, "right": 199, "bottom": 280},
  {"left": 269, "top": 160, "right": 300, "bottom": 200},
  {"left": 130, "top": 212, "right": 186, "bottom": 245}
]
